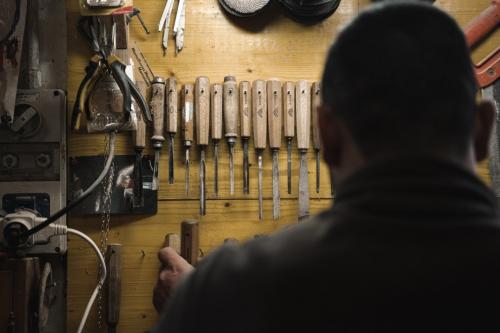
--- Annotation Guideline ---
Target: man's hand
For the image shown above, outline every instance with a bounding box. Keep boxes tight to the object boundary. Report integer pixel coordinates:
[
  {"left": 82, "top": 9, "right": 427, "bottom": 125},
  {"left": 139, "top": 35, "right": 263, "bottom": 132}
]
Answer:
[{"left": 153, "top": 247, "right": 194, "bottom": 313}]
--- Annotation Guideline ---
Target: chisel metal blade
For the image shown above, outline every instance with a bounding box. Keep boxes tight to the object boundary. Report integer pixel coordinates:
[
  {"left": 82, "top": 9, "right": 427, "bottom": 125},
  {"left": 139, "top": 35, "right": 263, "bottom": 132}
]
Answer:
[
  {"left": 243, "top": 139, "right": 249, "bottom": 194},
  {"left": 258, "top": 152, "right": 263, "bottom": 220},
  {"left": 229, "top": 144, "right": 235, "bottom": 195},
  {"left": 152, "top": 149, "right": 160, "bottom": 191},
  {"left": 298, "top": 152, "right": 309, "bottom": 221},
  {"left": 200, "top": 149, "right": 206, "bottom": 215},
  {"left": 272, "top": 150, "right": 280, "bottom": 220},
  {"left": 168, "top": 136, "right": 174, "bottom": 184},
  {"left": 287, "top": 139, "right": 292, "bottom": 194},
  {"left": 214, "top": 143, "right": 219, "bottom": 196},
  {"left": 185, "top": 148, "right": 190, "bottom": 196}
]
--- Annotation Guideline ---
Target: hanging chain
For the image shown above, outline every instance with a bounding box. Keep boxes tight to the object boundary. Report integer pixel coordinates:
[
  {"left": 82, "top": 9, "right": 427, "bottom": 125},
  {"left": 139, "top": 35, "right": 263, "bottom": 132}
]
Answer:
[{"left": 97, "top": 133, "right": 114, "bottom": 330}]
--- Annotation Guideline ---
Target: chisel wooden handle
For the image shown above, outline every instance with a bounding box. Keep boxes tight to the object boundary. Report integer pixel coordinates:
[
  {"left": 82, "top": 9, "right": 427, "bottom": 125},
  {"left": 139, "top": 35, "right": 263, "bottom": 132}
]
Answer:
[
  {"left": 312, "top": 82, "right": 321, "bottom": 151},
  {"left": 182, "top": 84, "right": 194, "bottom": 143},
  {"left": 181, "top": 220, "right": 199, "bottom": 265},
  {"left": 211, "top": 83, "right": 223, "bottom": 141},
  {"left": 296, "top": 80, "right": 311, "bottom": 150},
  {"left": 252, "top": 80, "right": 267, "bottom": 149},
  {"left": 151, "top": 77, "right": 166, "bottom": 144},
  {"left": 224, "top": 76, "right": 238, "bottom": 139},
  {"left": 267, "top": 80, "right": 282, "bottom": 149},
  {"left": 283, "top": 81, "right": 295, "bottom": 139},
  {"left": 106, "top": 244, "right": 122, "bottom": 331},
  {"left": 163, "top": 233, "right": 181, "bottom": 255},
  {"left": 195, "top": 77, "right": 210, "bottom": 146},
  {"left": 240, "top": 81, "right": 251, "bottom": 138},
  {"left": 134, "top": 80, "right": 148, "bottom": 149},
  {"left": 464, "top": 0, "right": 500, "bottom": 48},
  {"left": 166, "top": 77, "right": 178, "bottom": 135}
]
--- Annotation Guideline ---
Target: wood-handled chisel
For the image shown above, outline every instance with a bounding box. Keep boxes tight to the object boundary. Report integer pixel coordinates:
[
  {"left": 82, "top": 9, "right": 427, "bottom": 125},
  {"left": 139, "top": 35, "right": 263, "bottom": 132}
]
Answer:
[
  {"left": 240, "top": 81, "right": 251, "bottom": 194},
  {"left": 182, "top": 84, "right": 194, "bottom": 196},
  {"left": 211, "top": 83, "right": 223, "bottom": 196},
  {"left": 166, "top": 77, "right": 178, "bottom": 184},
  {"left": 150, "top": 76, "right": 166, "bottom": 191},
  {"left": 181, "top": 220, "right": 199, "bottom": 265},
  {"left": 312, "top": 82, "right": 322, "bottom": 194},
  {"left": 283, "top": 82, "right": 295, "bottom": 195},
  {"left": 224, "top": 76, "right": 239, "bottom": 195},
  {"left": 296, "top": 80, "right": 311, "bottom": 221},
  {"left": 133, "top": 80, "right": 147, "bottom": 207},
  {"left": 195, "top": 77, "right": 210, "bottom": 215},
  {"left": 252, "top": 80, "right": 267, "bottom": 220},
  {"left": 163, "top": 233, "right": 181, "bottom": 254},
  {"left": 267, "top": 79, "right": 282, "bottom": 220},
  {"left": 106, "top": 244, "right": 122, "bottom": 333}
]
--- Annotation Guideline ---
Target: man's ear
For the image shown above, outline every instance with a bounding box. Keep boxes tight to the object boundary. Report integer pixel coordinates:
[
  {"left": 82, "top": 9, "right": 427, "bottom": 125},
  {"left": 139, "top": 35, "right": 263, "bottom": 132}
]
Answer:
[
  {"left": 318, "top": 105, "right": 341, "bottom": 168},
  {"left": 474, "top": 100, "right": 496, "bottom": 162}
]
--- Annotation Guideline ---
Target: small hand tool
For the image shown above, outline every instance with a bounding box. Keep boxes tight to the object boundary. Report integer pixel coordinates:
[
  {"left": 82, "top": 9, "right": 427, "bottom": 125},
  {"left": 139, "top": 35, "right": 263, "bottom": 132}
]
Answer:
[
  {"left": 166, "top": 77, "right": 178, "bottom": 184},
  {"left": 312, "top": 82, "right": 322, "bottom": 194},
  {"left": 211, "top": 83, "right": 223, "bottom": 196},
  {"left": 133, "top": 80, "right": 148, "bottom": 207},
  {"left": 239, "top": 81, "right": 251, "bottom": 194},
  {"left": 296, "top": 80, "right": 311, "bottom": 221},
  {"left": 196, "top": 77, "right": 210, "bottom": 215},
  {"left": 181, "top": 220, "right": 199, "bottom": 265},
  {"left": 127, "top": 7, "right": 150, "bottom": 34},
  {"left": 252, "top": 80, "right": 267, "bottom": 220},
  {"left": 150, "top": 77, "right": 166, "bottom": 190},
  {"left": 173, "top": 0, "right": 186, "bottom": 54},
  {"left": 105, "top": 244, "right": 122, "bottom": 333},
  {"left": 283, "top": 82, "right": 295, "bottom": 194},
  {"left": 159, "top": 0, "right": 175, "bottom": 55},
  {"left": 182, "top": 84, "right": 194, "bottom": 196},
  {"left": 223, "top": 76, "right": 239, "bottom": 195},
  {"left": 267, "top": 80, "right": 282, "bottom": 220},
  {"left": 131, "top": 43, "right": 155, "bottom": 86}
]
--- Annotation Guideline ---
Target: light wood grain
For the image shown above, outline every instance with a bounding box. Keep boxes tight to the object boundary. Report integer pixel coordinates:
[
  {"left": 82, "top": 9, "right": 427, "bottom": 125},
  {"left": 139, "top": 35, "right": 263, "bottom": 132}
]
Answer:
[
  {"left": 134, "top": 81, "right": 148, "bottom": 149},
  {"left": 296, "top": 80, "right": 311, "bottom": 151},
  {"left": 267, "top": 80, "right": 283, "bottom": 150},
  {"left": 239, "top": 81, "right": 252, "bottom": 138},
  {"left": 150, "top": 77, "right": 166, "bottom": 143},
  {"left": 283, "top": 81, "right": 296, "bottom": 139},
  {"left": 223, "top": 76, "right": 239, "bottom": 139},
  {"left": 252, "top": 80, "right": 267, "bottom": 149},
  {"left": 66, "top": 0, "right": 500, "bottom": 332},
  {"left": 181, "top": 84, "right": 194, "bottom": 143},
  {"left": 195, "top": 77, "right": 210, "bottom": 146},
  {"left": 165, "top": 77, "right": 178, "bottom": 135},
  {"left": 210, "top": 83, "right": 223, "bottom": 140}
]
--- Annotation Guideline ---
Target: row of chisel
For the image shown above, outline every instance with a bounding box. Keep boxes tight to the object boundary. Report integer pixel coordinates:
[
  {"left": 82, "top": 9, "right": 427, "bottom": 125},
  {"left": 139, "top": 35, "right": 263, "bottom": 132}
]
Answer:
[{"left": 133, "top": 76, "right": 325, "bottom": 221}]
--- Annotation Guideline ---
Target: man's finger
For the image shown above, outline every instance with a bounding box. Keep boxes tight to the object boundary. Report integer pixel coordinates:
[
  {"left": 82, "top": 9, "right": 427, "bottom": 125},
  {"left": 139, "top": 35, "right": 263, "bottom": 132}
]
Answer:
[{"left": 158, "top": 247, "right": 180, "bottom": 266}]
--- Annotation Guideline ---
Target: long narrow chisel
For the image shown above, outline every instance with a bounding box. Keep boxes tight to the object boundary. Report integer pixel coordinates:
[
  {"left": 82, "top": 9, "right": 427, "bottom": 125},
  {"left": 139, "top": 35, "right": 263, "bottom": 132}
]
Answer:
[
  {"left": 166, "top": 77, "right": 178, "bottom": 184},
  {"left": 195, "top": 77, "right": 210, "bottom": 215},
  {"left": 296, "top": 80, "right": 311, "bottom": 221},
  {"left": 182, "top": 84, "right": 194, "bottom": 196},
  {"left": 253, "top": 80, "right": 267, "bottom": 220},
  {"left": 224, "top": 76, "right": 239, "bottom": 195},
  {"left": 150, "top": 77, "right": 166, "bottom": 191},
  {"left": 312, "top": 82, "right": 322, "bottom": 194},
  {"left": 267, "top": 80, "right": 282, "bottom": 220},
  {"left": 240, "top": 81, "right": 251, "bottom": 194},
  {"left": 211, "top": 83, "right": 223, "bottom": 196},
  {"left": 283, "top": 82, "right": 295, "bottom": 194}
]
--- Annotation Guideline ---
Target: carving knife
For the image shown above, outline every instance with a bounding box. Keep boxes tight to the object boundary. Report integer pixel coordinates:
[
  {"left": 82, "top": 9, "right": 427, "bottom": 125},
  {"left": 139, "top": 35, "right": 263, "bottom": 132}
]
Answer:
[
  {"left": 296, "top": 80, "right": 311, "bottom": 221},
  {"left": 195, "top": 77, "right": 210, "bottom": 215},
  {"left": 253, "top": 80, "right": 267, "bottom": 220},
  {"left": 211, "top": 83, "right": 223, "bottom": 196},
  {"left": 240, "top": 81, "right": 251, "bottom": 194},
  {"left": 267, "top": 79, "right": 282, "bottom": 220},
  {"left": 312, "top": 82, "right": 322, "bottom": 194},
  {"left": 283, "top": 82, "right": 295, "bottom": 195},
  {"left": 224, "top": 76, "right": 239, "bottom": 195},
  {"left": 150, "top": 77, "right": 166, "bottom": 191},
  {"left": 166, "top": 77, "right": 178, "bottom": 184},
  {"left": 182, "top": 84, "right": 194, "bottom": 196}
]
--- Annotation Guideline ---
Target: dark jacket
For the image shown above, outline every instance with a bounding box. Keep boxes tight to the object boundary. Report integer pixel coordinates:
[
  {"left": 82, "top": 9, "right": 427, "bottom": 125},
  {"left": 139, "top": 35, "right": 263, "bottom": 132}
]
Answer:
[{"left": 153, "top": 158, "right": 500, "bottom": 332}]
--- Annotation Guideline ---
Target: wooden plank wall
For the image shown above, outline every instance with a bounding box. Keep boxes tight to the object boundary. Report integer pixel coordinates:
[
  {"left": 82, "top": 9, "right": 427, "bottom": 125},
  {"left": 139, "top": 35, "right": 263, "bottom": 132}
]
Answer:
[{"left": 66, "top": 0, "right": 499, "bottom": 331}]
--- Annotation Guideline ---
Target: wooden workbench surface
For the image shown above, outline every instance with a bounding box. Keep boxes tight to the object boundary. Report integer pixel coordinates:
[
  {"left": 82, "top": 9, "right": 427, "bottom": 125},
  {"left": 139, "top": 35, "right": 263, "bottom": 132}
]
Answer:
[{"left": 66, "top": 0, "right": 499, "bottom": 331}]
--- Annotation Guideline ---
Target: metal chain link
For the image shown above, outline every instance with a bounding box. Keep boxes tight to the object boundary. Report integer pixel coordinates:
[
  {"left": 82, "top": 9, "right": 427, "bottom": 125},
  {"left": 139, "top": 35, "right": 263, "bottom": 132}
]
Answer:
[{"left": 97, "top": 133, "right": 115, "bottom": 330}]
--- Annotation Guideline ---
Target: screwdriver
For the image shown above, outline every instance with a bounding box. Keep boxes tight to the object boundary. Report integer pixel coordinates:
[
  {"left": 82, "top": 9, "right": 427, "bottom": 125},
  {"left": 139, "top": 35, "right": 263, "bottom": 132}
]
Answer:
[
  {"left": 252, "top": 80, "right": 267, "bottom": 220},
  {"left": 211, "top": 83, "right": 223, "bottom": 196},
  {"left": 195, "top": 77, "right": 210, "bottom": 215},
  {"left": 166, "top": 77, "right": 178, "bottom": 184},
  {"left": 133, "top": 80, "right": 147, "bottom": 207},
  {"left": 283, "top": 82, "right": 295, "bottom": 195},
  {"left": 267, "top": 80, "right": 282, "bottom": 220},
  {"left": 223, "top": 76, "right": 238, "bottom": 195},
  {"left": 312, "top": 82, "right": 322, "bottom": 194},
  {"left": 150, "top": 76, "right": 166, "bottom": 191},
  {"left": 182, "top": 84, "right": 194, "bottom": 196},
  {"left": 239, "top": 81, "right": 251, "bottom": 194},
  {"left": 296, "top": 80, "right": 311, "bottom": 221}
]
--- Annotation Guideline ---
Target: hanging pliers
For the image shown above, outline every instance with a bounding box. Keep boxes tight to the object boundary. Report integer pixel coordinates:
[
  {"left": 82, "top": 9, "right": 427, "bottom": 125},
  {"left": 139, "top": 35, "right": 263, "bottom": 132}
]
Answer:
[{"left": 71, "top": 16, "right": 152, "bottom": 131}]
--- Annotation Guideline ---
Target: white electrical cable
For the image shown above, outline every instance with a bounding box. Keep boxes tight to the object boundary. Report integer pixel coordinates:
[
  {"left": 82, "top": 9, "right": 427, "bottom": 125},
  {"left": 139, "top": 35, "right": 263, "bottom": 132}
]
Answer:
[{"left": 67, "top": 227, "right": 107, "bottom": 333}]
